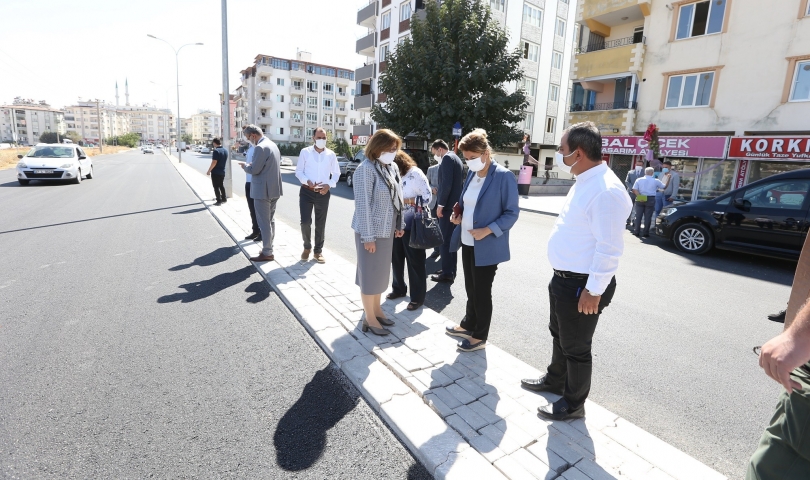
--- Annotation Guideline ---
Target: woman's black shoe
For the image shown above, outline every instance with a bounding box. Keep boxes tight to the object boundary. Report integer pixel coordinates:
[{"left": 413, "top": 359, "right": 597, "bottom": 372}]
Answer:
[{"left": 445, "top": 326, "right": 473, "bottom": 339}]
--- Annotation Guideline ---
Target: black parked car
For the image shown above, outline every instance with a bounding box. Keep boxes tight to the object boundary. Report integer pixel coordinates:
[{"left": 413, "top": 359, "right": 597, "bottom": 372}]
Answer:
[{"left": 656, "top": 168, "right": 810, "bottom": 260}]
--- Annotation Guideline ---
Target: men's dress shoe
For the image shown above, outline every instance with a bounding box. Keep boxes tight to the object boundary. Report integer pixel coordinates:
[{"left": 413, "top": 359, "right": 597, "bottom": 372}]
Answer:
[
  {"left": 301, "top": 249, "right": 311, "bottom": 261},
  {"left": 445, "top": 326, "right": 473, "bottom": 339},
  {"left": 249, "top": 254, "right": 274, "bottom": 262},
  {"left": 245, "top": 232, "right": 260, "bottom": 240},
  {"left": 214, "top": 201, "right": 222, "bottom": 206},
  {"left": 521, "top": 376, "right": 564, "bottom": 395},
  {"left": 537, "top": 399, "right": 585, "bottom": 421},
  {"left": 431, "top": 274, "right": 454, "bottom": 283},
  {"left": 429, "top": 251, "right": 441, "bottom": 259},
  {"left": 386, "top": 292, "right": 406, "bottom": 300},
  {"left": 768, "top": 310, "right": 786, "bottom": 323},
  {"left": 254, "top": 236, "right": 262, "bottom": 243},
  {"left": 314, "top": 253, "right": 325, "bottom": 264},
  {"left": 457, "top": 338, "right": 486, "bottom": 352}
]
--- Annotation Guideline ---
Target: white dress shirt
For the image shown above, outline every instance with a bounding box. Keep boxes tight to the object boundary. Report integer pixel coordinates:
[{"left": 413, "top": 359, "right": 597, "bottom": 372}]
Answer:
[
  {"left": 244, "top": 144, "right": 254, "bottom": 182},
  {"left": 295, "top": 145, "right": 340, "bottom": 188},
  {"left": 461, "top": 176, "right": 485, "bottom": 246},
  {"left": 632, "top": 175, "right": 665, "bottom": 197},
  {"left": 547, "top": 162, "right": 633, "bottom": 295}
]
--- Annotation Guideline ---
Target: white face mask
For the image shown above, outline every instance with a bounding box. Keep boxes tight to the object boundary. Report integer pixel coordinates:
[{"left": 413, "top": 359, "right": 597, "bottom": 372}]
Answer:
[
  {"left": 379, "top": 151, "right": 396, "bottom": 165},
  {"left": 433, "top": 154, "right": 442, "bottom": 163},
  {"left": 555, "top": 151, "right": 578, "bottom": 174},
  {"left": 466, "top": 156, "right": 485, "bottom": 172},
  {"left": 315, "top": 139, "right": 327, "bottom": 149}
]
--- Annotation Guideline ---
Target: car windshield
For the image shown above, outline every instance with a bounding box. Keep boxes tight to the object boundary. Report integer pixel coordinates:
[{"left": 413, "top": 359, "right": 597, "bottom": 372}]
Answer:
[{"left": 26, "top": 146, "right": 75, "bottom": 158}]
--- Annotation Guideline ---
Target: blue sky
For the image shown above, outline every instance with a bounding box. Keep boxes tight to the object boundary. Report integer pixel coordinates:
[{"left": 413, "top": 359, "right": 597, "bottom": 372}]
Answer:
[{"left": 0, "top": 0, "right": 367, "bottom": 117}]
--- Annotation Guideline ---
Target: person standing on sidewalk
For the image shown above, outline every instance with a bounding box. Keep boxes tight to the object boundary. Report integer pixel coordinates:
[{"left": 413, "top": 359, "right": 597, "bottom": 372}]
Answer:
[
  {"left": 748, "top": 297, "right": 810, "bottom": 479},
  {"left": 661, "top": 160, "right": 680, "bottom": 209},
  {"left": 206, "top": 138, "right": 227, "bottom": 206},
  {"left": 388, "top": 151, "right": 432, "bottom": 311},
  {"left": 444, "top": 129, "right": 519, "bottom": 353},
  {"left": 351, "top": 129, "right": 405, "bottom": 336},
  {"left": 426, "top": 157, "right": 441, "bottom": 260},
  {"left": 632, "top": 167, "right": 665, "bottom": 238},
  {"left": 521, "top": 122, "right": 632, "bottom": 421},
  {"left": 431, "top": 139, "right": 463, "bottom": 284},
  {"left": 242, "top": 135, "right": 261, "bottom": 242},
  {"left": 240, "top": 125, "right": 283, "bottom": 262},
  {"left": 624, "top": 158, "right": 644, "bottom": 229},
  {"left": 295, "top": 127, "right": 340, "bottom": 264}
]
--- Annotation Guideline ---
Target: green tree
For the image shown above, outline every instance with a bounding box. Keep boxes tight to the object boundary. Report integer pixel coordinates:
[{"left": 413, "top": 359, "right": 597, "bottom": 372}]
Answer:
[
  {"left": 114, "top": 133, "right": 141, "bottom": 148},
  {"left": 38, "top": 131, "right": 61, "bottom": 143},
  {"left": 181, "top": 133, "right": 193, "bottom": 144},
  {"left": 371, "top": 0, "right": 528, "bottom": 148},
  {"left": 63, "top": 131, "right": 82, "bottom": 144}
]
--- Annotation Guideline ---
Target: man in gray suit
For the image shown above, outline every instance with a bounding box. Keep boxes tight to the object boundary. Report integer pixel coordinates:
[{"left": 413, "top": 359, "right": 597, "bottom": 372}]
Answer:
[{"left": 240, "top": 124, "right": 283, "bottom": 262}]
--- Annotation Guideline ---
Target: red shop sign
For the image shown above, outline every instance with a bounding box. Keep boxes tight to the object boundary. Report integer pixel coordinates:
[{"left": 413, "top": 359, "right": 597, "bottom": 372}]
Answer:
[
  {"left": 728, "top": 137, "right": 810, "bottom": 161},
  {"left": 735, "top": 160, "right": 749, "bottom": 189}
]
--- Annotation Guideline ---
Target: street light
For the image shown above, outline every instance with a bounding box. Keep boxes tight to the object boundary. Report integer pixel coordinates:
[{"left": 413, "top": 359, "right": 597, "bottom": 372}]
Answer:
[{"left": 147, "top": 34, "right": 203, "bottom": 163}]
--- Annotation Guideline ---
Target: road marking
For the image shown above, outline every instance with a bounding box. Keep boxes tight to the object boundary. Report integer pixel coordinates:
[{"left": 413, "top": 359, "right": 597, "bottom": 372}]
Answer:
[
  {"left": 113, "top": 250, "right": 134, "bottom": 256},
  {"left": 40, "top": 264, "right": 51, "bottom": 269},
  {"left": 157, "top": 238, "right": 177, "bottom": 243}
]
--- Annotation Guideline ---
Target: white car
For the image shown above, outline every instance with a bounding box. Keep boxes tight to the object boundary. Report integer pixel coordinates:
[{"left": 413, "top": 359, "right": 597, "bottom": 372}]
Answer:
[
  {"left": 16, "top": 144, "right": 94, "bottom": 185},
  {"left": 200, "top": 147, "right": 211, "bottom": 154},
  {"left": 143, "top": 147, "right": 154, "bottom": 154},
  {"left": 280, "top": 157, "right": 293, "bottom": 166}
]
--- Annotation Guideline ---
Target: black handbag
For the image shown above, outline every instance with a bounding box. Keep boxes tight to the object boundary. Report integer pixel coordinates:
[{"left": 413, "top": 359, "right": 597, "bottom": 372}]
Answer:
[{"left": 409, "top": 196, "right": 444, "bottom": 250}]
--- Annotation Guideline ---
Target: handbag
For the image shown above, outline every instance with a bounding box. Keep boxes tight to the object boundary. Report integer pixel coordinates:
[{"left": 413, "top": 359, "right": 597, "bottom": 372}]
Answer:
[{"left": 409, "top": 196, "right": 444, "bottom": 250}]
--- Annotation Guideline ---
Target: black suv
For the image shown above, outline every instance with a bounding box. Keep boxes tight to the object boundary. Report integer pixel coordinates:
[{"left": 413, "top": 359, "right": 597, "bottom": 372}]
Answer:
[{"left": 655, "top": 168, "right": 810, "bottom": 260}]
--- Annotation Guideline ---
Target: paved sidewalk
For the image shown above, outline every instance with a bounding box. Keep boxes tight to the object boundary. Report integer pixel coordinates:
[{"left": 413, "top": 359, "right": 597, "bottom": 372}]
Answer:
[{"left": 165, "top": 151, "right": 725, "bottom": 480}]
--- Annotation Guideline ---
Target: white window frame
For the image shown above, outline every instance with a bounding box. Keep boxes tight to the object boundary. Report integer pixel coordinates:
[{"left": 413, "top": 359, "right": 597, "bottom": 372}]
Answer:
[
  {"left": 552, "top": 51, "right": 563, "bottom": 69},
  {"left": 521, "top": 78, "right": 537, "bottom": 96},
  {"left": 524, "top": 112, "right": 534, "bottom": 131},
  {"left": 549, "top": 85, "right": 559, "bottom": 102},
  {"left": 380, "top": 43, "right": 390, "bottom": 62},
  {"left": 675, "top": 0, "right": 727, "bottom": 40},
  {"left": 276, "top": 78, "right": 284, "bottom": 86},
  {"left": 400, "top": 1, "right": 412, "bottom": 21},
  {"left": 522, "top": 3, "right": 542, "bottom": 27},
  {"left": 489, "top": 0, "right": 506, "bottom": 12},
  {"left": 276, "top": 111, "right": 284, "bottom": 119},
  {"left": 790, "top": 60, "right": 810, "bottom": 102},
  {"left": 665, "top": 71, "right": 715, "bottom": 108},
  {"left": 555, "top": 18, "right": 566, "bottom": 37},
  {"left": 276, "top": 95, "right": 285, "bottom": 102},
  {"left": 323, "top": 83, "right": 334, "bottom": 92},
  {"left": 546, "top": 116, "right": 556, "bottom": 134},
  {"left": 381, "top": 11, "right": 391, "bottom": 30},
  {"left": 307, "top": 96, "right": 318, "bottom": 107},
  {"left": 398, "top": 35, "right": 408, "bottom": 45},
  {"left": 522, "top": 41, "right": 539, "bottom": 62}
]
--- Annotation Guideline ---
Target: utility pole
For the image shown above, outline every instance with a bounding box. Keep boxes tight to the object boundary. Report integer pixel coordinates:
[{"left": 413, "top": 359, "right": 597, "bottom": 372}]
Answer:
[{"left": 221, "top": 0, "right": 233, "bottom": 198}]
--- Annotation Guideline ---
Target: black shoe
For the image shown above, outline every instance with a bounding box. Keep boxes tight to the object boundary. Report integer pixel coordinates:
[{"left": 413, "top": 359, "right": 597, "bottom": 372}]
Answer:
[
  {"left": 445, "top": 326, "right": 473, "bottom": 339},
  {"left": 768, "top": 310, "right": 786, "bottom": 323},
  {"left": 213, "top": 201, "right": 222, "bottom": 206},
  {"left": 521, "top": 375, "right": 564, "bottom": 395},
  {"left": 431, "top": 274, "right": 454, "bottom": 283},
  {"left": 457, "top": 338, "right": 486, "bottom": 352},
  {"left": 245, "top": 232, "right": 260, "bottom": 240},
  {"left": 642, "top": 234, "right": 650, "bottom": 238},
  {"left": 221, "top": 199, "right": 227, "bottom": 204},
  {"left": 537, "top": 398, "right": 585, "bottom": 421},
  {"left": 254, "top": 236, "right": 262, "bottom": 243}
]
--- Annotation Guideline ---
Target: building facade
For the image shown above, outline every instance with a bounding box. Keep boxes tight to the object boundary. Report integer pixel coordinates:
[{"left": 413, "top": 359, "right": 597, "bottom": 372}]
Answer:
[
  {"left": 234, "top": 51, "right": 363, "bottom": 144},
  {"left": 118, "top": 105, "right": 175, "bottom": 143},
  {"left": 1, "top": 98, "right": 65, "bottom": 145},
  {"left": 190, "top": 111, "right": 221, "bottom": 143},
  {"left": 64, "top": 101, "right": 174, "bottom": 144},
  {"left": 570, "top": 0, "right": 810, "bottom": 201}
]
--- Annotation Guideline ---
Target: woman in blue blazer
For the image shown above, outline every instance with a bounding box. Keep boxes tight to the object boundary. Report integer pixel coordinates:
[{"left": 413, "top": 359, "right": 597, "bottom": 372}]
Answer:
[{"left": 446, "top": 129, "right": 520, "bottom": 352}]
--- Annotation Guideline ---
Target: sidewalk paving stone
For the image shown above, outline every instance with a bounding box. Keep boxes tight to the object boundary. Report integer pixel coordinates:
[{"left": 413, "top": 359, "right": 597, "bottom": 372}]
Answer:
[
  {"left": 494, "top": 454, "right": 538, "bottom": 480},
  {"left": 445, "top": 383, "right": 478, "bottom": 405},
  {"left": 510, "top": 447, "right": 558, "bottom": 480}
]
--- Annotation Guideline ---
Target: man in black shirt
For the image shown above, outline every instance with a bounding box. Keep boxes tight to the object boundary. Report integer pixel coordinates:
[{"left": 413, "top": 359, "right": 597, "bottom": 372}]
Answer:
[{"left": 207, "top": 138, "right": 228, "bottom": 206}]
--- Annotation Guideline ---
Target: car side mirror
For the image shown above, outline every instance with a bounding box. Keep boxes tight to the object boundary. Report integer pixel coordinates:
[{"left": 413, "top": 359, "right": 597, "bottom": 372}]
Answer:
[
  {"left": 78, "top": 155, "right": 87, "bottom": 160},
  {"left": 733, "top": 197, "right": 751, "bottom": 212}
]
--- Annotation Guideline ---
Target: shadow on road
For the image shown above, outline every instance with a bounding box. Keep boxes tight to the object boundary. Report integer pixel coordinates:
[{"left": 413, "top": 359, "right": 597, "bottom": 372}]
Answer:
[
  {"left": 169, "top": 246, "right": 240, "bottom": 271},
  {"left": 158, "top": 265, "right": 254, "bottom": 304},
  {"left": 245, "top": 281, "right": 272, "bottom": 303},
  {"left": 172, "top": 207, "right": 207, "bottom": 215}
]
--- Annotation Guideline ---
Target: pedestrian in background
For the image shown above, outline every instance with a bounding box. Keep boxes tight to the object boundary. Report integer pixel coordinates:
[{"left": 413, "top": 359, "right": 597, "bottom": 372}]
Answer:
[
  {"left": 522, "top": 134, "right": 531, "bottom": 164},
  {"left": 351, "top": 129, "right": 404, "bottom": 336},
  {"left": 295, "top": 127, "right": 340, "bottom": 264},
  {"left": 431, "top": 139, "right": 463, "bottom": 284},
  {"left": 632, "top": 167, "right": 665, "bottom": 238},
  {"left": 445, "top": 129, "right": 519, "bottom": 353},
  {"left": 521, "top": 121, "right": 632, "bottom": 421},
  {"left": 388, "top": 151, "right": 432, "bottom": 311},
  {"left": 654, "top": 161, "right": 673, "bottom": 219},
  {"left": 240, "top": 125, "right": 283, "bottom": 262},
  {"left": 426, "top": 156, "right": 441, "bottom": 260},
  {"left": 624, "top": 158, "right": 644, "bottom": 228},
  {"left": 661, "top": 160, "right": 680, "bottom": 209},
  {"left": 242, "top": 131, "right": 261, "bottom": 242},
  {"left": 206, "top": 138, "right": 227, "bottom": 206}
]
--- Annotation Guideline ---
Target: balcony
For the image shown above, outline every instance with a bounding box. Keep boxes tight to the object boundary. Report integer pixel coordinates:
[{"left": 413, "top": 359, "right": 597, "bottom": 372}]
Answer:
[
  {"left": 567, "top": 108, "right": 635, "bottom": 135},
  {"left": 290, "top": 102, "right": 305, "bottom": 111},
  {"left": 353, "top": 124, "right": 373, "bottom": 136},
  {"left": 355, "top": 93, "right": 374, "bottom": 111},
  {"left": 355, "top": 63, "right": 375, "bottom": 81},
  {"left": 256, "top": 63, "right": 273, "bottom": 75},
  {"left": 293, "top": 134, "right": 303, "bottom": 139},
  {"left": 291, "top": 118, "right": 304, "bottom": 126},
  {"left": 259, "top": 118, "right": 273, "bottom": 127},
  {"left": 582, "top": 0, "right": 650, "bottom": 27},
  {"left": 323, "top": 105, "right": 333, "bottom": 110},
  {"left": 357, "top": 0, "right": 378, "bottom": 29},
  {"left": 258, "top": 99, "right": 273, "bottom": 108},
  {"left": 307, "top": 103, "right": 318, "bottom": 110},
  {"left": 257, "top": 82, "right": 274, "bottom": 92},
  {"left": 356, "top": 31, "right": 376, "bottom": 57},
  {"left": 567, "top": 101, "right": 637, "bottom": 112},
  {"left": 324, "top": 120, "right": 334, "bottom": 126},
  {"left": 337, "top": 122, "right": 346, "bottom": 129},
  {"left": 337, "top": 106, "right": 347, "bottom": 112},
  {"left": 574, "top": 43, "right": 641, "bottom": 79},
  {"left": 577, "top": 35, "right": 643, "bottom": 54},
  {"left": 292, "top": 85, "right": 304, "bottom": 92}
]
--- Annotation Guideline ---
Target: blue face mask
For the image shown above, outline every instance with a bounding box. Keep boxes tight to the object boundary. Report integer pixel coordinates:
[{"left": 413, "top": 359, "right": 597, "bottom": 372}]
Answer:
[{"left": 662, "top": 168, "right": 669, "bottom": 173}]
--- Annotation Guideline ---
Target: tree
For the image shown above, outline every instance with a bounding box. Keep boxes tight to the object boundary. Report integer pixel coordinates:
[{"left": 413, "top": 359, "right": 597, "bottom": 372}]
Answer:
[
  {"left": 63, "top": 131, "right": 82, "bottom": 144},
  {"left": 326, "top": 131, "right": 353, "bottom": 158},
  {"left": 181, "top": 133, "right": 193, "bottom": 144},
  {"left": 39, "top": 131, "right": 61, "bottom": 143},
  {"left": 371, "top": 0, "right": 528, "bottom": 149}
]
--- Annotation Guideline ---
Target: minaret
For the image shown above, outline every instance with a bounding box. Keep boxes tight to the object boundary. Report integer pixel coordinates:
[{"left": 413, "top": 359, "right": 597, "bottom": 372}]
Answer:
[
  {"left": 115, "top": 81, "right": 120, "bottom": 107},
  {"left": 125, "top": 78, "right": 130, "bottom": 106}
]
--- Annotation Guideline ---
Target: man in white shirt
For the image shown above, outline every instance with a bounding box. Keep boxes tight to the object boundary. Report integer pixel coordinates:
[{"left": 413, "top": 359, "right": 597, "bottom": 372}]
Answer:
[
  {"left": 521, "top": 121, "right": 632, "bottom": 421},
  {"left": 295, "top": 127, "right": 340, "bottom": 263},
  {"left": 632, "top": 167, "right": 666, "bottom": 238}
]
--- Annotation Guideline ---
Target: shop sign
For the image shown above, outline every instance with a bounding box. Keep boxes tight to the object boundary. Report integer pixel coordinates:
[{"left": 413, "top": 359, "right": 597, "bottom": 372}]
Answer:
[
  {"left": 352, "top": 135, "right": 368, "bottom": 146},
  {"left": 735, "top": 160, "right": 749, "bottom": 189},
  {"left": 728, "top": 137, "right": 810, "bottom": 161},
  {"left": 601, "top": 136, "right": 728, "bottom": 159}
]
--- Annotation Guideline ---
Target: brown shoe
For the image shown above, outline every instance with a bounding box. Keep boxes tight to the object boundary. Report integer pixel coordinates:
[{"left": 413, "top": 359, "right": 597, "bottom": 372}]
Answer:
[
  {"left": 249, "top": 254, "right": 274, "bottom": 262},
  {"left": 314, "top": 253, "right": 325, "bottom": 264},
  {"left": 301, "top": 249, "right": 311, "bottom": 261}
]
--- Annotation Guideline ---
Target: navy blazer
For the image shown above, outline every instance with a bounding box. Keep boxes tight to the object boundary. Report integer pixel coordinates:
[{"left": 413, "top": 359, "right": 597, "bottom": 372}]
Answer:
[
  {"left": 450, "top": 161, "right": 520, "bottom": 266},
  {"left": 436, "top": 151, "right": 463, "bottom": 213}
]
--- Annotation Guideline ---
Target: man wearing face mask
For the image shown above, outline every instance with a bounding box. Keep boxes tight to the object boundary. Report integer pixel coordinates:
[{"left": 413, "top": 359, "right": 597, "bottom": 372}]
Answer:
[
  {"left": 240, "top": 124, "right": 283, "bottom": 263},
  {"left": 295, "top": 127, "right": 341, "bottom": 263},
  {"left": 431, "top": 139, "right": 463, "bottom": 283},
  {"left": 633, "top": 167, "right": 666, "bottom": 238},
  {"left": 520, "top": 122, "right": 632, "bottom": 421}
]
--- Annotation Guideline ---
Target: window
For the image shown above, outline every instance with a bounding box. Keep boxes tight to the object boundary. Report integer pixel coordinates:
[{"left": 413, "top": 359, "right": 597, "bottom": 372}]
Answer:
[
  {"left": 552, "top": 51, "right": 563, "bottom": 69},
  {"left": 665, "top": 71, "right": 714, "bottom": 108},
  {"left": 307, "top": 96, "right": 318, "bottom": 107},
  {"left": 400, "top": 1, "right": 411, "bottom": 21},
  {"left": 276, "top": 111, "right": 284, "bottom": 119},
  {"left": 523, "top": 113, "right": 534, "bottom": 131},
  {"left": 307, "top": 80, "right": 318, "bottom": 92},
  {"left": 276, "top": 127, "right": 284, "bottom": 135},
  {"left": 306, "top": 128, "right": 315, "bottom": 137},
  {"left": 380, "top": 43, "right": 390, "bottom": 62},
  {"left": 306, "top": 113, "right": 317, "bottom": 124},
  {"left": 675, "top": 0, "right": 727, "bottom": 40},
  {"left": 523, "top": 4, "right": 542, "bottom": 27},
  {"left": 555, "top": 18, "right": 566, "bottom": 37},
  {"left": 260, "top": 76, "right": 267, "bottom": 81},
  {"left": 522, "top": 41, "right": 539, "bottom": 62},
  {"left": 521, "top": 78, "right": 537, "bottom": 96},
  {"left": 381, "top": 11, "right": 391, "bottom": 30},
  {"left": 276, "top": 95, "right": 285, "bottom": 102},
  {"left": 546, "top": 117, "right": 556, "bottom": 134},
  {"left": 549, "top": 85, "right": 559, "bottom": 102},
  {"left": 489, "top": 0, "right": 505, "bottom": 12},
  {"left": 739, "top": 180, "right": 810, "bottom": 210},
  {"left": 276, "top": 78, "right": 284, "bottom": 86},
  {"left": 324, "top": 83, "right": 334, "bottom": 93},
  {"left": 398, "top": 36, "right": 408, "bottom": 45},
  {"left": 323, "top": 99, "right": 333, "bottom": 109},
  {"left": 790, "top": 61, "right": 810, "bottom": 102}
]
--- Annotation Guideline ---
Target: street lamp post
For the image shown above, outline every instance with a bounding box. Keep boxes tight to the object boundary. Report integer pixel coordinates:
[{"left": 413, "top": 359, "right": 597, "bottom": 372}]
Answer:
[{"left": 147, "top": 34, "right": 203, "bottom": 163}]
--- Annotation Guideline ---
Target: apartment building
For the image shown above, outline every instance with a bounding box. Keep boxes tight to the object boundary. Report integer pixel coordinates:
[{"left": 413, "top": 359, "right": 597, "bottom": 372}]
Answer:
[
  {"left": 234, "top": 51, "right": 362, "bottom": 145},
  {"left": 0, "top": 98, "right": 65, "bottom": 145},
  {"left": 355, "top": 0, "right": 578, "bottom": 158},
  {"left": 119, "top": 105, "right": 175, "bottom": 143},
  {"left": 64, "top": 101, "right": 174, "bottom": 144},
  {"left": 570, "top": 0, "right": 810, "bottom": 201},
  {"left": 190, "top": 111, "right": 221, "bottom": 143}
]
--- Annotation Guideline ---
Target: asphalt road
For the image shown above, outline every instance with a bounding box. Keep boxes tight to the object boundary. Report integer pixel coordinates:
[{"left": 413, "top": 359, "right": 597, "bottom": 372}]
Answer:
[
  {"left": 177, "top": 148, "right": 795, "bottom": 478},
  {"left": 0, "top": 150, "right": 431, "bottom": 479}
]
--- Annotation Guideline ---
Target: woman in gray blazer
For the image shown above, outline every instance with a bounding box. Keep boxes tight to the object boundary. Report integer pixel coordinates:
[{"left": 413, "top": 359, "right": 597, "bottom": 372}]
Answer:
[{"left": 351, "top": 129, "right": 406, "bottom": 335}]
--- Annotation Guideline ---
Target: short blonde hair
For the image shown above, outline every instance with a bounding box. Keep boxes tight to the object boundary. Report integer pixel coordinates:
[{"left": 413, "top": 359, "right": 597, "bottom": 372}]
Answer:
[
  {"left": 365, "top": 129, "right": 402, "bottom": 163},
  {"left": 458, "top": 128, "right": 491, "bottom": 156}
]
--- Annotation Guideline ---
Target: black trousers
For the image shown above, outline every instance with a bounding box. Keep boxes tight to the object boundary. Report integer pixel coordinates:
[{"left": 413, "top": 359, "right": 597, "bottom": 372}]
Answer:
[
  {"left": 245, "top": 182, "right": 260, "bottom": 235},
  {"left": 459, "top": 245, "right": 498, "bottom": 341},
  {"left": 438, "top": 211, "right": 458, "bottom": 277},
  {"left": 211, "top": 174, "right": 225, "bottom": 202},
  {"left": 391, "top": 228, "right": 427, "bottom": 304},
  {"left": 299, "top": 186, "right": 330, "bottom": 253},
  {"left": 545, "top": 275, "right": 617, "bottom": 409}
]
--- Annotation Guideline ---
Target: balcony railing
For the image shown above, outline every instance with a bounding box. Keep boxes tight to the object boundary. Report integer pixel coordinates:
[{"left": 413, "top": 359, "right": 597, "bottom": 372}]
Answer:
[
  {"left": 568, "top": 101, "right": 638, "bottom": 112},
  {"left": 577, "top": 36, "right": 644, "bottom": 54}
]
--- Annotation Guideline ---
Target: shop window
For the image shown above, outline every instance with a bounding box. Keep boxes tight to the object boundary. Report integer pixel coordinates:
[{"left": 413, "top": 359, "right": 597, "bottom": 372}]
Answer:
[
  {"left": 790, "top": 61, "right": 810, "bottom": 102},
  {"left": 665, "top": 71, "right": 714, "bottom": 108},
  {"left": 667, "top": 158, "right": 698, "bottom": 201},
  {"left": 675, "top": 0, "right": 727, "bottom": 40},
  {"left": 749, "top": 161, "right": 810, "bottom": 182},
  {"left": 696, "top": 159, "right": 735, "bottom": 200}
]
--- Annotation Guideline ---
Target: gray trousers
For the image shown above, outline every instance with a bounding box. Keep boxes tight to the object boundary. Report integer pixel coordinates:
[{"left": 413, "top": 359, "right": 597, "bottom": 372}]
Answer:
[
  {"left": 254, "top": 197, "right": 279, "bottom": 256},
  {"left": 299, "top": 186, "right": 330, "bottom": 253},
  {"left": 633, "top": 197, "right": 656, "bottom": 236}
]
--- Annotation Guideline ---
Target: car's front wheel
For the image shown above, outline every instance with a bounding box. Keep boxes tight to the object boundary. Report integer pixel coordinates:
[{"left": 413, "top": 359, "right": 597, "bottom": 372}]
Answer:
[
  {"left": 673, "top": 222, "right": 713, "bottom": 255},
  {"left": 73, "top": 169, "right": 82, "bottom": 184},
  {"left": 86, "top": 166, "right": 94, "bottom": 179},
  {"left": 18, "top": 179, "right": 29, "bottom": 186},
  {"left": 346, "top": 173, "right": 353, "bottom": 188}
]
